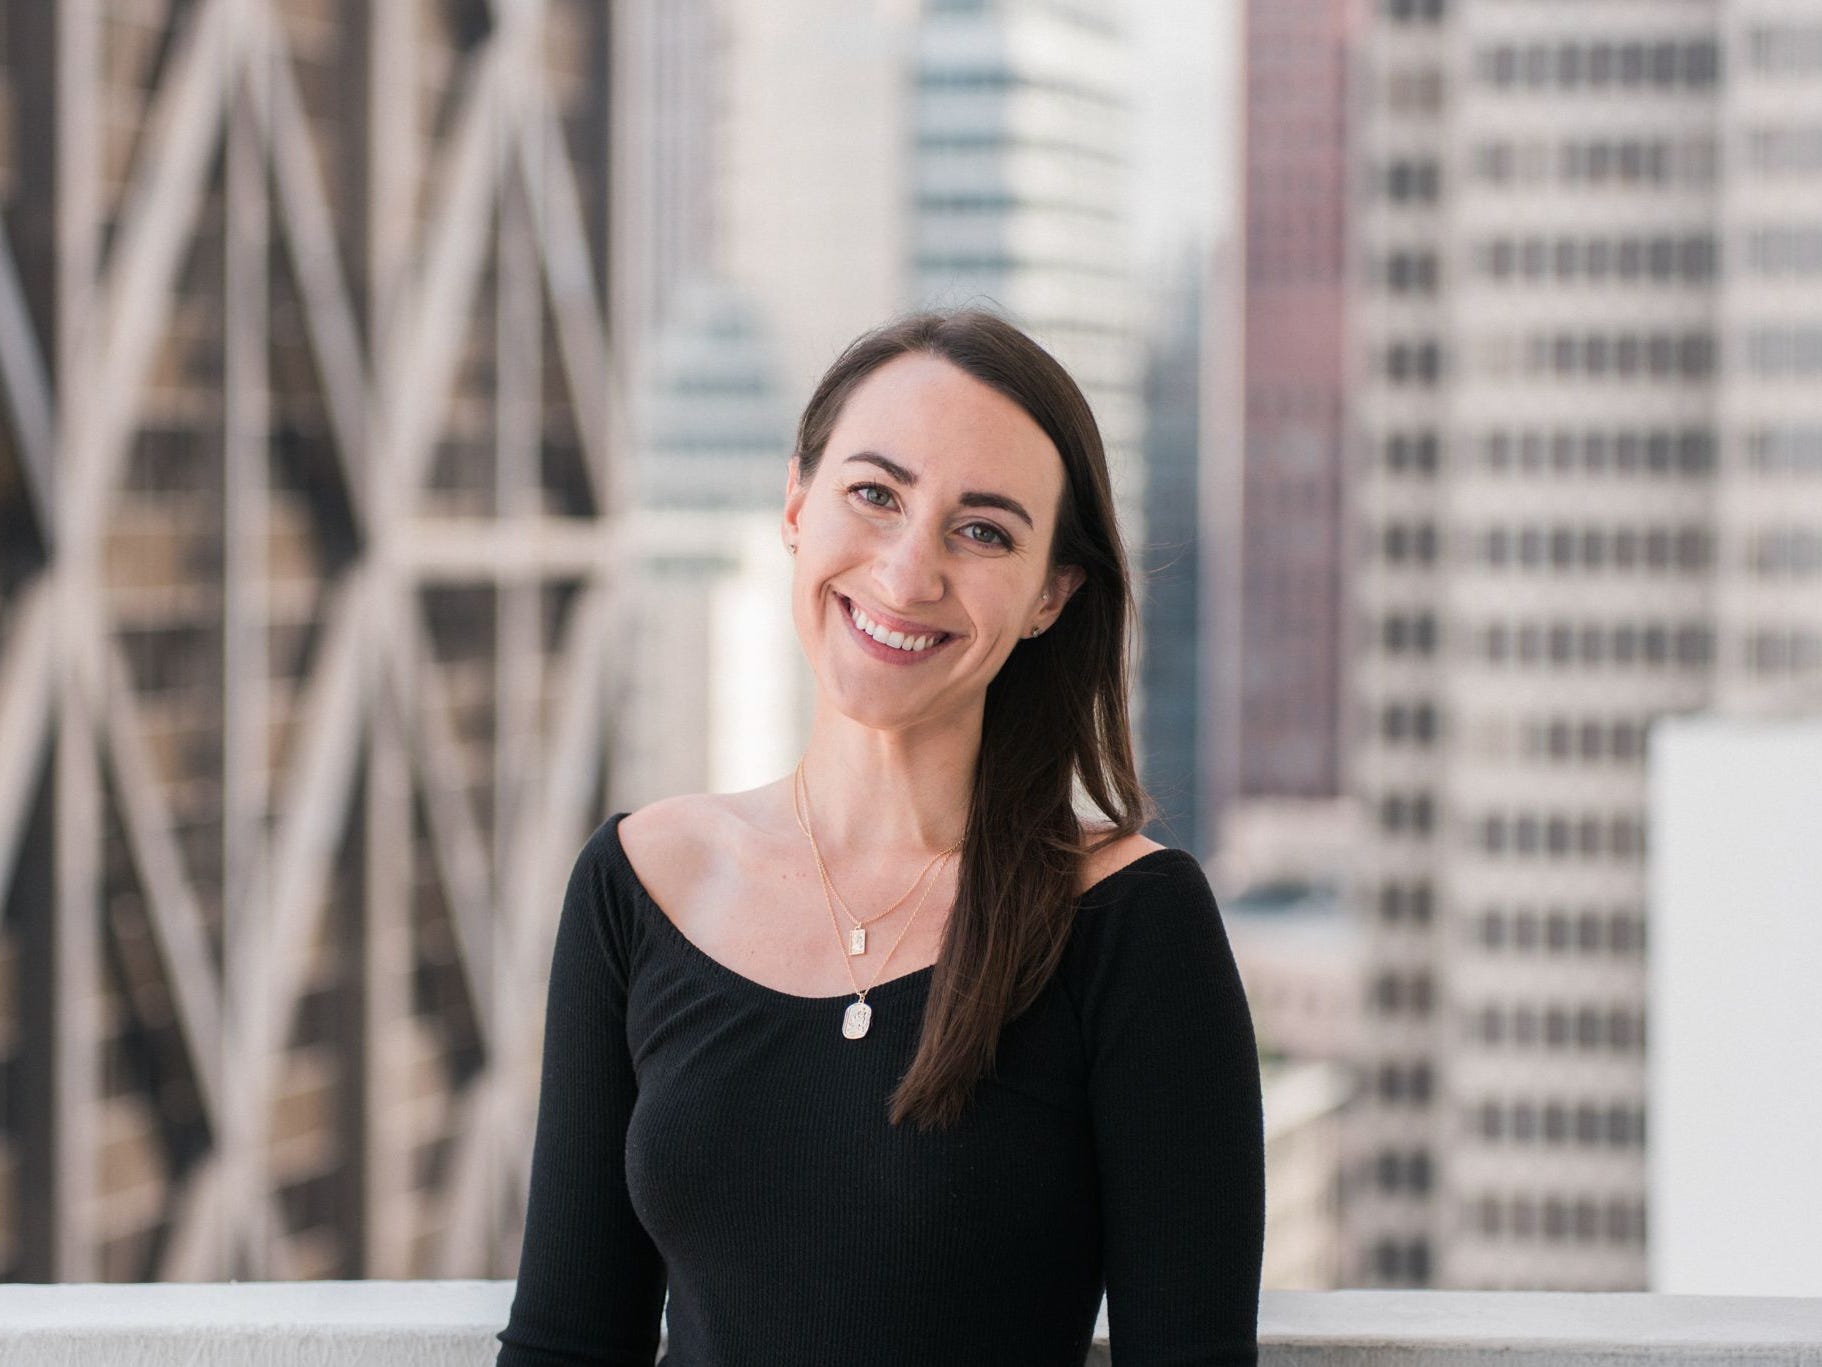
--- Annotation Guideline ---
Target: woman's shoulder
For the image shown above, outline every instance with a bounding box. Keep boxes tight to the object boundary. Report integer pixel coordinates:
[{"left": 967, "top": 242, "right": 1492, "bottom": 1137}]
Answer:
[
  {"left": 1066, "top": 824, "right": 1219, "bottom": 955},
  {"left": 1074, "top": 821, "right": 1170, "bottom": 898},
  {"left": 605, "top": 792, "right": 745, "bottom": 917},
  {"left": 614, "top": 792, "right": 722, "bottom": 869},
  {"left": 1059, "top": 837, "right": 1238, "bottom": 1024}
]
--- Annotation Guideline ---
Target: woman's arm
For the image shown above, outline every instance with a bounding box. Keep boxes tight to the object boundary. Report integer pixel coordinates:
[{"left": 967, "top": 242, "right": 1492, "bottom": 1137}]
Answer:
[
  {"left": 496, "top": 830, "right": 667, "bottom": 1366},
  {"left": 1081, "top": 856, "right": 1266, "bottom": 1365}
]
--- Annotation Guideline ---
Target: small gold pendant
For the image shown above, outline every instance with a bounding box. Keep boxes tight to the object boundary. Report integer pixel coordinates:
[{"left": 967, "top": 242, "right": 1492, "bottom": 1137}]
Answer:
[
  {"left": 848, "top": 925, "right": 867, "bottom": 955},
  {"left": 842, "top": 1000, "right": 872, "bottom": 1039}
]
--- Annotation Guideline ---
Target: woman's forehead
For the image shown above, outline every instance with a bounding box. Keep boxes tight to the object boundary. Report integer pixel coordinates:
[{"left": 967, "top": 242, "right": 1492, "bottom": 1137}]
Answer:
[{"left": 829, "top": 354, "right": 1062, "bottom": 490}]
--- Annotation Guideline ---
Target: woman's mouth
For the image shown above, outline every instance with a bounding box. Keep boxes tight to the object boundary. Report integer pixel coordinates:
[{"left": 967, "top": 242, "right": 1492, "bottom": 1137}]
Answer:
[{"left": 835, "top": 593, "right": 958, "bottom": 662}]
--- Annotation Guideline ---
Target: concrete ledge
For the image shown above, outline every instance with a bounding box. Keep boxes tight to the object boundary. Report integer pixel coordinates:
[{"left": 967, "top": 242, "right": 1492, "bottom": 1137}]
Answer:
[
  {"left": 1262, "top": 1290, "right": 1822, "bottom": 1365},
  {"left": 0, "top": 1280, "right": 515, "bottom": 1366},
  {"left": 1, "top": 1281, "right": 1819, "bottom": 1365}
]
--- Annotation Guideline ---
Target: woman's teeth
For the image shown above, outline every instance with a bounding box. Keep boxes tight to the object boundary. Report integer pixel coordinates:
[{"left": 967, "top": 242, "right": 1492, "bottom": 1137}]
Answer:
[{"left": 846, "top": 598, "right": 947, "bottom": 653}]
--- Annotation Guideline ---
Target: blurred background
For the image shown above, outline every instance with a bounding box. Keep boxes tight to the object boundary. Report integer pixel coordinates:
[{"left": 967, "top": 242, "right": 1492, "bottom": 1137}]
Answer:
[{"left": 0, "top": 0, "right": 1817, "bottom": 1302}]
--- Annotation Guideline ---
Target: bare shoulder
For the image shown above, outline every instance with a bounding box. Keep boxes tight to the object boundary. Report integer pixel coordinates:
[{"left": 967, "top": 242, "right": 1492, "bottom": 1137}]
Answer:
[
  {"left": 616, "top": 792, "right": 732, "bottom": 891},
  {"left": 1075, "top": 821, "right": 1168, "bottom": 896}
]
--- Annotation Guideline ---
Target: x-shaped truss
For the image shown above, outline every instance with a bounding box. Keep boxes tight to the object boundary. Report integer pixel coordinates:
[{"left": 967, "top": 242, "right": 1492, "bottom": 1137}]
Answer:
[{"left": 0, "top": 0, "right": 632, "bottom": 1279}]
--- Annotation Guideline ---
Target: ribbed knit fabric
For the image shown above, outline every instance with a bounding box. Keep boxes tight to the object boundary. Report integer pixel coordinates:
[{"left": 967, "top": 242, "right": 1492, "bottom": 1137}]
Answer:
[{"left": 495, "top": 810, "right": 1265, "bottom": 1367}]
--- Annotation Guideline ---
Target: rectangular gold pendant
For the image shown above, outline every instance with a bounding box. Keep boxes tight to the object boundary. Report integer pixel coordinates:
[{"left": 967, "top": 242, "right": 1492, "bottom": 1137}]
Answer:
[{"left": 848, "top": 926, "right": 867, "bottom": 955}]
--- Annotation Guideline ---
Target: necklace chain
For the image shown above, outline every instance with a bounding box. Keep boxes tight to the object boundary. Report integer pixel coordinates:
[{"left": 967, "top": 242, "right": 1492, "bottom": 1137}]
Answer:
[
  {"left": 793, "top": 758, "right": 961, "bottom": 1037},
  {"left": 791, "top": 765, "right": 955, "bottom": 932}
]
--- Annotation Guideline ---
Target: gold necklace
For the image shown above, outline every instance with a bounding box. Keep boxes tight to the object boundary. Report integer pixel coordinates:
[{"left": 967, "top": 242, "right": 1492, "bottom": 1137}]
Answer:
[
  {"left": 791, "top": 757, "right": 958, "bottom": 955},
  {"left": 793, "top": 758, "right": 960, "bottom": 1039}
]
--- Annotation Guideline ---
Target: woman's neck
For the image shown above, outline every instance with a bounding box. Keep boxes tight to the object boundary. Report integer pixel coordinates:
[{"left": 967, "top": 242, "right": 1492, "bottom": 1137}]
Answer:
[{"left": 791, "top": 715, "right": 979, "bottom": 859}]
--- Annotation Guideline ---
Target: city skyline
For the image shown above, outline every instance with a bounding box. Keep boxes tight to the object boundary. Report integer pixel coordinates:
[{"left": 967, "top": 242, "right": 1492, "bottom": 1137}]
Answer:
[{"left": 1, "top": 0, "right": 1817, "bottom": 1308}]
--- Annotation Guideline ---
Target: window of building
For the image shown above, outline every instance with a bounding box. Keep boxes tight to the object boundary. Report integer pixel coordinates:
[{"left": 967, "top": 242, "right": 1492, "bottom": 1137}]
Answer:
[
  {"left": 1747, "top": 225, "right": 1822, "bottom": 276},
  {"left": 1386, "top": 158, "right": 1442, "bottom": 203},
  {"left": 1750, "top": 25, "right": 1822, "bottom": 76},
  {"left": 1410, "top": 882, "right": 1433, "bottom": 924},
  {"left": 1384, "top": 0, "right": 1445, "bottom": 24},
  {"left": 1478, "top": 1194, "right": 1502, "bottom": 1234},
  {"left": 1481, "top": 37, "right": 1719, "bottom": 90},
  {"left": 1383, "top": 429, "right": 1442, "bottom": 476}
]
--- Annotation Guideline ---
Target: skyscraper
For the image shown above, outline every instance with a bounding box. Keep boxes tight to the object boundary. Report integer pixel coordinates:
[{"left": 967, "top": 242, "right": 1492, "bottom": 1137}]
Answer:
[
  {"left": 612, "top": 0, "right": 721, "bottom": 355},
  {"left": 0, "top": 3, "right": 619, "bottom": 1281},
  {"left": 1138, "top": 249, "right": 1206, "bottom": 853},
  {"left": 1236, "top": 0, "right": 1354, "bottom": 806},
  {"left": 1343, "top": 0, "right": 1777, "bottom": 1289},
  {"left": 1713, "top": 1, "right": 1822, "bottom": 709}
]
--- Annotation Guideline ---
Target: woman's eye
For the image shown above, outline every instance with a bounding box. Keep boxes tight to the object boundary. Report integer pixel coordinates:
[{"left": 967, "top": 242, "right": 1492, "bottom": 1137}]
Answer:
[
  {"left": 964, "top": 523, "right": 1011, "bottom": 549},
  {"left": 852, "top": 482, "right": 892, "bottom": 508},
  {"left": 846, "top": 483, "right": 1010, "bottom": 549}
]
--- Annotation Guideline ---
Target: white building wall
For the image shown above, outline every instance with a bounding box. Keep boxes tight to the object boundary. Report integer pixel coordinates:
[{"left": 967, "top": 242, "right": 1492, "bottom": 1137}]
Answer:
[{"left": 1647, "top": 714, "right": 1822, "bottom": 1295}]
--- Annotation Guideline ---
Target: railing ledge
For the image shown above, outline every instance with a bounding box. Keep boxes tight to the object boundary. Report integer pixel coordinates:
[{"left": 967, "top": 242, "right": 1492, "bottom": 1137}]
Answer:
[{"left": 1, "top": 1282, "right": 1819, "bottom": 1365}]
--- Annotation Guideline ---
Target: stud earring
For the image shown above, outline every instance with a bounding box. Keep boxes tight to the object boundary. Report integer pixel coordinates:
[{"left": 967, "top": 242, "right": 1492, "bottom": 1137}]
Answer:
[{"left": 1027, "top": 589, "right": 1051, "bottom": 637}]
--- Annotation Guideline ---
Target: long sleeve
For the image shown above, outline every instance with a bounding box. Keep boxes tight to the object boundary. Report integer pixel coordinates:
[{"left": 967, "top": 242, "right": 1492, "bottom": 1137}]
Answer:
[
  {"left": 497, "top": 829, "right": 668, "bottom": 1366},
  {"left": 1077, "top": 856, "right": 1266, "bottom": 1365}
]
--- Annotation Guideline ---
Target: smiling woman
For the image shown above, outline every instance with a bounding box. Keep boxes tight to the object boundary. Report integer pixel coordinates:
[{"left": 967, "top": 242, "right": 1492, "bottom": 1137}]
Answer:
[{"left": 497, "top": 308, "right": 1265, "bottom": 1366}]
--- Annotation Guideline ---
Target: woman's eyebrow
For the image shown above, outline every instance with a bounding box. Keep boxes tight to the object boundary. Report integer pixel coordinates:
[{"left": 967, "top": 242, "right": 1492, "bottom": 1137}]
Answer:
[{"left": 840, "top": 450, "right": 1034, "bottom": 529}]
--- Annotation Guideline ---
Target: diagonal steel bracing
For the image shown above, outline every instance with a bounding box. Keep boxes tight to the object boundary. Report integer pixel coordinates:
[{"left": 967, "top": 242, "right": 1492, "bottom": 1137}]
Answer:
[{"left": 0, "top": 0, "right": 624, "bottom": 1280}]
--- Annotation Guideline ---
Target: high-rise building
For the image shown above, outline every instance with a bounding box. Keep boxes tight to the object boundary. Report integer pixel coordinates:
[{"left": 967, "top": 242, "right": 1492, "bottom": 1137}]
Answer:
[
  {"left": 612, "top": 0, "right": 722, "bottom": 357},
  {"left": 0, "top": 3, "right": 619, "bottom": 1282},
  {"left": 1712, "top": 1, "right": 1822, "bottom": 709},
  {"left": 1137, "top": 249, "right": 1206, "bottom": 854},
  {"left": 1235, "top": 0, "right": 1355, "bottom": 805},
  {"left": 635, "top": 277, "right": 794, "bottom": 513},
  {"left": 1344, "top": 0, "right": 1757, "bottom": 1290}
]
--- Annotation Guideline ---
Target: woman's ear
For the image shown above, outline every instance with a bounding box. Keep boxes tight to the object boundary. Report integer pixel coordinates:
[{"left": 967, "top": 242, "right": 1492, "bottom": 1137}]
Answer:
[
  {"left": 1048, "top": 564, "right": 1087, "bottom": 613},
  {"left": 1033, "top": 564, "right": 1086, "bottom": 634},
  {"left": 781, "top": 455, "right": 805, "bottom": 553}
]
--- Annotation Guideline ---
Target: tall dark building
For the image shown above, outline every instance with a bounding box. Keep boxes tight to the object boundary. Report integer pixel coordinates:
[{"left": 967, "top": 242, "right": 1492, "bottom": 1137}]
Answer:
[
  {"left": 1236, "top": 0, "right": 1352, "bottom": 800},
  {"left": 1137, "top": 250, "right": 1207, "bottom": 857}
]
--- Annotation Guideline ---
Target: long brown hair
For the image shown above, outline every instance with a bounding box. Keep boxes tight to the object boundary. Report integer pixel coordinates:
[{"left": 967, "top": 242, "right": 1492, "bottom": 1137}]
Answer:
[{"left": 791, "top": 307, "right": 1159, "bottom": 1131}]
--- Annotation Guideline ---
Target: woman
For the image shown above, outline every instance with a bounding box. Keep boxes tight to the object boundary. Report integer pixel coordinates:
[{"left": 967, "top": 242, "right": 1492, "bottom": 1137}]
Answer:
[{"left": 496, "top": 309, "right": 1265, "bottom": 1365}]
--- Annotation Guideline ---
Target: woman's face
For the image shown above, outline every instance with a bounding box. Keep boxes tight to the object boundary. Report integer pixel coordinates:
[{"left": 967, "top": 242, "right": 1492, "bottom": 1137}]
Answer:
[{"left": 781, "top": 351, "right": 1085, "bottom": 733}]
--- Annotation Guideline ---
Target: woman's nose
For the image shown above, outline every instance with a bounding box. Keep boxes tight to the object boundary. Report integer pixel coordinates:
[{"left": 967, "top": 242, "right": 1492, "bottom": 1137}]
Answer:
[{"left": 872, "top": 525, "right": 946, "bottom": 605}]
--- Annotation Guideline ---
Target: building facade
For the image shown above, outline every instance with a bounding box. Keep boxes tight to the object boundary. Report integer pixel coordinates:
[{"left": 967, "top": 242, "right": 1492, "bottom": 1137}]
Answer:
[
  {"left": 1339, "top": 0, "right": 1822, "bottom": 1289},
  {"left": 1712, "top": 0, "right": 1822, "bottom": 711},
  {"left": 1238, "top": 0, "right": 1355, "bottom": 804},
  {"left": 0, "top": 2, "right": 620, "bottom": 1282},
  {"left": 1137, "top": 249, "right": 1206, "bottom": 854}
]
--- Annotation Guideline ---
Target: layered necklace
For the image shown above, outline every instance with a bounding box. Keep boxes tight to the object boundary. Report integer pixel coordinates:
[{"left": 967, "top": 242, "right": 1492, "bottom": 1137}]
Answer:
[{"left": 793, "top": 757, "right": 961, "bottom": 1039}]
